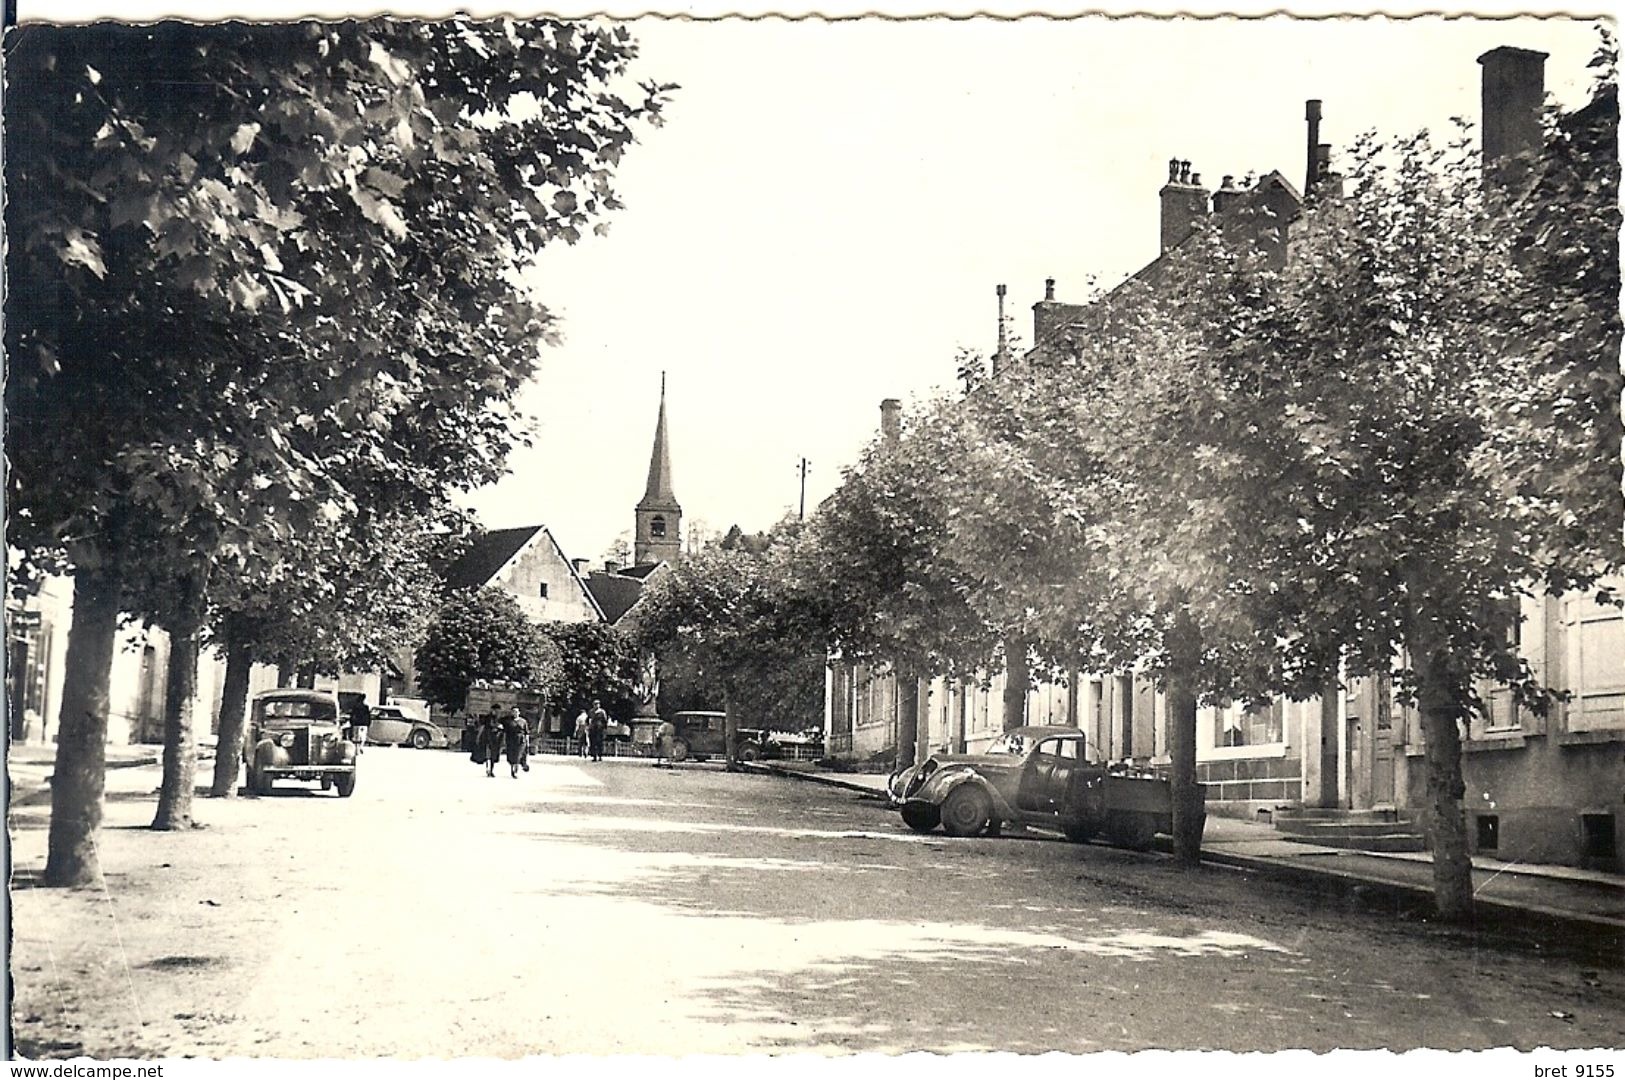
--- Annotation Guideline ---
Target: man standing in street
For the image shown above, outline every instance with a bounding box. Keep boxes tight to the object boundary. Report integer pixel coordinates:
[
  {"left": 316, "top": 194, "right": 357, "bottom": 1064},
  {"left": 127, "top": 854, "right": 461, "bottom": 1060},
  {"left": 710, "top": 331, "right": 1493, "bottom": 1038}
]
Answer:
[
  {"left": 587, "top": 699, "right": 609, "bottom": 762},
  {"left": 347, "top": 697, "right": 372, "bottom": 755}
]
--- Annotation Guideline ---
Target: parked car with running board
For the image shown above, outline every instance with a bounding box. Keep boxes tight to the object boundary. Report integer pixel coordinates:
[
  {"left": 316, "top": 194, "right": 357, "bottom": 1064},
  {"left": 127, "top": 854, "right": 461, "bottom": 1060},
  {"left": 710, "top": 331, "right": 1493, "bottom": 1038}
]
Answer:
[{"left": 887, "top": 725, "right": 1181, "bottom": 848}]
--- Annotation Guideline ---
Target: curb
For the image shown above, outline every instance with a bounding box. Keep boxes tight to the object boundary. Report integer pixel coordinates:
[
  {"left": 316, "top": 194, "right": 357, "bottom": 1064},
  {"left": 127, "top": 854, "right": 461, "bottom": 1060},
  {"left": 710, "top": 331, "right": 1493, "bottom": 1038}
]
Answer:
[
  {"left": 1191, "top": 846, "right": 1625, "bottom": 939},
  {"left": 738, "top": 762, "right": 890, "bottom": 801}
]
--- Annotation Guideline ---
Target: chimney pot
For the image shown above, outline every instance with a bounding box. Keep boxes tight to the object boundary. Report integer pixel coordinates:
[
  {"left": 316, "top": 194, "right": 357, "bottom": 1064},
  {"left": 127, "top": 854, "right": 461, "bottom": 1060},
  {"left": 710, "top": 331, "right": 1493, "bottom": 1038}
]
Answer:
[
  {"left": 1179, "top": 160, "right": 1192, "bottom": 183},
  {"left": 605, "top": 558, "right": 620, "bottom": 574},
  {"left": 1044, "top": 277, "right": 1055, "bottom": 301},
  {"left": 1221, "top": 174, "right": 1236, "bottom": 190},
  {"left": 1168, "top": 158, "right": 1180, "bottom": 181}
]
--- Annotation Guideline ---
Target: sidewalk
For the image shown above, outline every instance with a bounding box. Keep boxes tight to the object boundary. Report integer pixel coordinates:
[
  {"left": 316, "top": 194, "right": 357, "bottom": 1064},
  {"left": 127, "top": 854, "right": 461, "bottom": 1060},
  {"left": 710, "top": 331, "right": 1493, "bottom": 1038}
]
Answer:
[
  {"left": 744, "top": 760, "right": 1625, "bottom": 936},
  {"left": 7, "top": 740, "right": 218, "bottom": 808}
]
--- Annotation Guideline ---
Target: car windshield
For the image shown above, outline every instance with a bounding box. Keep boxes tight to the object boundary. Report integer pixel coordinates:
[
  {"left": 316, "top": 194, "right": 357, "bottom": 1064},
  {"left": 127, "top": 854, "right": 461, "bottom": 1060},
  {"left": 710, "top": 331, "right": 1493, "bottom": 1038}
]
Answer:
[
  {"left": 258, "top": 698, "right": 336, "bottom": 723},
  {"left": 985, "top": 733, "right": 1028, "bottom": 755}
]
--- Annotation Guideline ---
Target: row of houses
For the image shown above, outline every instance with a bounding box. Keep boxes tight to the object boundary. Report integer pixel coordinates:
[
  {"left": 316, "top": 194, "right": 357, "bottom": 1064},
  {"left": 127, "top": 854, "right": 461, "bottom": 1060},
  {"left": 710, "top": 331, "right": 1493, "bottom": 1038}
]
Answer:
[
  {"left": 824, "top": 45, "right": 1624, "bottom": 871},
  {"left": 4, "top": 382, "right": 684, "bottom": 746}
]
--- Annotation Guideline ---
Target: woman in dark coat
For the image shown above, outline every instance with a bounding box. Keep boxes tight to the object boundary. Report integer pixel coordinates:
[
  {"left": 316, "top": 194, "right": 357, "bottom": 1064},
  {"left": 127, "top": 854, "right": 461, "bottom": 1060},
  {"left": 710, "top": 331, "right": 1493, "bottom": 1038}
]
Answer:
[
  {"left": 473, "top": 705, "right": 503, "bottom": 778},
  {"left": 502, "top": 708, "right": 529, "bottom": 778}
]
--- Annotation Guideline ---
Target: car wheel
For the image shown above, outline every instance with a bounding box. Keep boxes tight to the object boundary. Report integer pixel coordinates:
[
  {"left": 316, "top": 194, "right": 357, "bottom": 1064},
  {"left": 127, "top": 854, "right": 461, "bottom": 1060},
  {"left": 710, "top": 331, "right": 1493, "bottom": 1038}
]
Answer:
[
  {"left": 669, "top": 739, "right": 690, "bottom": 763},
  {"left": 1106, "top": 811, "right": 1156, "bottom": 851},
  {"left": 320, "top": 775, "right": 333, "bottom": 791},
  {"left": 940, "top": 786, "right": 993, "bottom": 838},
  {"left": 739, "top": 744, "right": 759, "bottom": 762},
  {"left": 334, "top": 772, "right": 357, "bottom": 798},
  {"left": 410, "top": 728, "right": 431, "bottom": 750},
  {"left": 899, "top": 803, "right": 940, "bottom": 834}
]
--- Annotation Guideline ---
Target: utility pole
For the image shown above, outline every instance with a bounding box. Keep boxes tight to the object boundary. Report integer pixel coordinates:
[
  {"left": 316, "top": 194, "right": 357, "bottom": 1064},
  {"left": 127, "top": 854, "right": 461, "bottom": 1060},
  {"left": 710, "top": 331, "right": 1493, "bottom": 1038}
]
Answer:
[{"left": 797, "top": 457, "right": 810, "bottom": 521}]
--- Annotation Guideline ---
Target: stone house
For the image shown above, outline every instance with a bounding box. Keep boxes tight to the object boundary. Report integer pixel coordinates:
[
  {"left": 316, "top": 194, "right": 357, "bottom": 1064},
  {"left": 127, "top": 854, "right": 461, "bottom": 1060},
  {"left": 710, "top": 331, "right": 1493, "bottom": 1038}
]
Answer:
[{"left": 826, "top": 45, "right": 1623, "bottom": 869}]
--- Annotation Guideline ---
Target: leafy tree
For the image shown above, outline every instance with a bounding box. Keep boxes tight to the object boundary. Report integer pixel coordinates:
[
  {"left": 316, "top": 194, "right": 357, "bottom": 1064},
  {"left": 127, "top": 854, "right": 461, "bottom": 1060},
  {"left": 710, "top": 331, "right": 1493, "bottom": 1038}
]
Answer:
[
  {"left": 801, "top": 411, "right": 1000, "bottom": 770},
  {"left": 416, "top": 587, "right": 562, "bottom": 712},
  {"left": 204, "top": 515, "right": 450, "bottom": 797},
  {"left": 5, "top": 19, "right": 669, "bottom": 882},
  {"left": 538, "top": 620, "right": 640, "bottom": 721},
  {"left": 631, "top": 530, "right": 825, "bottom": 768}
]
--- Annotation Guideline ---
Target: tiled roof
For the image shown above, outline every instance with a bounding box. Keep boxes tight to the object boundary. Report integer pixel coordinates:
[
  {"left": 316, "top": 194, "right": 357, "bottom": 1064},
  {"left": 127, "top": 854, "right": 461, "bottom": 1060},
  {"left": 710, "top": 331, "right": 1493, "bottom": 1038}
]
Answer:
[
  {"left": 441, "top": 526, "right": 542, "bottom": 590},
  {"left": 585, "top": 573, "right": 646, "bottom": 624}
]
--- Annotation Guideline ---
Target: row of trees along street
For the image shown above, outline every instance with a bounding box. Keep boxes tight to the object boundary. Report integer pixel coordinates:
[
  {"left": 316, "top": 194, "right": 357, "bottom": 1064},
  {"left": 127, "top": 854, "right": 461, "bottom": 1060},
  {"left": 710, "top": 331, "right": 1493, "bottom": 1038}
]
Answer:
[
  {"left": 5, "top": 20, "right": 672, "bottom": 886},
  {"left": 633, "top": 44, "right": 1622, "bottom": 919}
]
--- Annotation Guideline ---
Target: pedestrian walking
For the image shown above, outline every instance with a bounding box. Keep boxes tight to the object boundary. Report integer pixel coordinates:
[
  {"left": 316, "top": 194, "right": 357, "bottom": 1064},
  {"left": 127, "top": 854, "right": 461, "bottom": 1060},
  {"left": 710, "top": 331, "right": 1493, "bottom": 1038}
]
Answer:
[
  {"left": 587, "top": 699, "right": 609, "bottom": 762},
  {"left": 575, "top": 709, "right": 591, "bottom": 759},
  {"left": 653, "top": 718, "right": 676, "bottom": 768},
  {"left": 503, "top": 707, "right": 529, "bottom": 778},
  {"left": 347, "top": 697, "right": 372, "bottom": 755},
  {"left": 473, "top": 703, "right": 503, "bottom": 778}
]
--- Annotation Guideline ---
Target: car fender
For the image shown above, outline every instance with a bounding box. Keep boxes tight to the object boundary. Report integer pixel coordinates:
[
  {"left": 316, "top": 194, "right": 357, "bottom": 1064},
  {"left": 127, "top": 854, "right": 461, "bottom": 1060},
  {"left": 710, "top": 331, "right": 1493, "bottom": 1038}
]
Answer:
[
  {"left": 253, "top": 740, "right": 290, "bottom": 769},
  {"left": 920, "top": 767, "right": 1016, "bottom": 821}
]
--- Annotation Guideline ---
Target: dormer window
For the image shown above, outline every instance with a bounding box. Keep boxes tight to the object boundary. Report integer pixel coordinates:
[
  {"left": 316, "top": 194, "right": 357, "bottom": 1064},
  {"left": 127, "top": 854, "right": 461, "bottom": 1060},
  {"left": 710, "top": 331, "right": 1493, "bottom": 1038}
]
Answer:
[{"left": 650, "top": 516, "right": 667, "bottom": 539}]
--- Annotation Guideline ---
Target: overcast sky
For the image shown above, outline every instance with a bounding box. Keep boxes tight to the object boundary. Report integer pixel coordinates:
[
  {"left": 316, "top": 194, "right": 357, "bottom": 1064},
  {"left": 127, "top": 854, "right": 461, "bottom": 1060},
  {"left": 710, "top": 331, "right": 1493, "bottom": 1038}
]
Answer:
[
  {"left": 473, "top": 15, "right": 1606, "bottom": 564},
  {"left": 20, "top": 5, "right": 1612, "bottom": 565}
]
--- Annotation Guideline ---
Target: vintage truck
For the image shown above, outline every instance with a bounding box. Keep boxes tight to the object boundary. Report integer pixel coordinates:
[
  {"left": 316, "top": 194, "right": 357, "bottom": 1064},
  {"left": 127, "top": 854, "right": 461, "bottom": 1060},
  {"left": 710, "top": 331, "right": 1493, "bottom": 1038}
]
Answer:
[{"left": 886, "top": 725, "right": 1186, "bottom": 849}]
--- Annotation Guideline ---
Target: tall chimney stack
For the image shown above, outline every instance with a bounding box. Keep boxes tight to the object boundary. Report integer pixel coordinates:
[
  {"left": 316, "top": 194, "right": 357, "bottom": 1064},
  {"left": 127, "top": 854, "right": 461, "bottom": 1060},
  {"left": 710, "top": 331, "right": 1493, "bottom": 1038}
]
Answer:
[
  {"left": 1479, "top": 46, "right": 1548, "bottom": 187},
  {"left": 1159, "top": 157, "right": 1210, "bottom": 251},
  {"left": 1305, "top": 100, "right": 1323, "bottom": 194},
  {"left": 992, "top": 283, "right": 1008, "bottom": 377},
  {"left": 880, "top": 398, "right": 902, "bottom": 445}
]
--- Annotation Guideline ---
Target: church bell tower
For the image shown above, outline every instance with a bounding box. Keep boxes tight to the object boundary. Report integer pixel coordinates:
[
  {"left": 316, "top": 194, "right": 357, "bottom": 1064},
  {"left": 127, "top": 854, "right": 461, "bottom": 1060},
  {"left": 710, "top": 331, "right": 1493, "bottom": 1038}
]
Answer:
[{"left": 634, "top": 375, "right": 682, "bottom": 566}]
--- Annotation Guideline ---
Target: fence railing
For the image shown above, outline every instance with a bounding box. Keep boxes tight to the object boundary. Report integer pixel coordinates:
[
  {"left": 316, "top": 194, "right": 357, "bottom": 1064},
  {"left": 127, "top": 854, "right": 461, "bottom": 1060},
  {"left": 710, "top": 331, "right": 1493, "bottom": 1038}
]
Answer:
[{"left": 523, "top": 737, "right": 825, "bottom": 762}]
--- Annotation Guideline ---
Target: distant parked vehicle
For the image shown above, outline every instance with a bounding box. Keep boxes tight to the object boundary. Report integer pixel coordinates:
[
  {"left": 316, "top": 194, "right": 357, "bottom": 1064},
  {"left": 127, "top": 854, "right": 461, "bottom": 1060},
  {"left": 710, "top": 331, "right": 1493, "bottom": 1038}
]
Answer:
[
  {"left": 664, "top": 711, "right": 725, "bottom": 763},
  {"left": 369, "top": 705, "right": 448, "bottom": 750},
  {"left": 246, "top": 688, "right": 356, "bottom": 797},
  {"left": 735, "top": 728, "right": 777, "bottom": 762}
]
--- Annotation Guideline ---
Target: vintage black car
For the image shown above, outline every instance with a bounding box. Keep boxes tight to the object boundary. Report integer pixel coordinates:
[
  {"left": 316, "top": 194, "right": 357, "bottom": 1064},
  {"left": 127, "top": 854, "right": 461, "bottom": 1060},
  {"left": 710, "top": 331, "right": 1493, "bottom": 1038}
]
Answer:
[
  {"left": 246, "top": 688, "right": 357, "bottom": 797},
  {"left": 887, "top": 725, "right": 1179, "bottom": 849}
]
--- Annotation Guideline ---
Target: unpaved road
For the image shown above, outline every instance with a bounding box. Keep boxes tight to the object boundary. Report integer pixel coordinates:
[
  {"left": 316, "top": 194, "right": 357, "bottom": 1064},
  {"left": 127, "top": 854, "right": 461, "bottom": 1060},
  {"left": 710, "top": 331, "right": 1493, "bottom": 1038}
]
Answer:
[{"left": 8, "top": 749, "right": 1624, "bottom": 1057}]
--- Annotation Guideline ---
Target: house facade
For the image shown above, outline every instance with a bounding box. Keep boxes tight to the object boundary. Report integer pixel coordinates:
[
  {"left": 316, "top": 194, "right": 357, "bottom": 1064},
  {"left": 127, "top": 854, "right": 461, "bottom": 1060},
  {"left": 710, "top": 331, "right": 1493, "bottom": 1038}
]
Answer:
[{"left": 825, "top": 45, "right": 1623, "bottom": 870}]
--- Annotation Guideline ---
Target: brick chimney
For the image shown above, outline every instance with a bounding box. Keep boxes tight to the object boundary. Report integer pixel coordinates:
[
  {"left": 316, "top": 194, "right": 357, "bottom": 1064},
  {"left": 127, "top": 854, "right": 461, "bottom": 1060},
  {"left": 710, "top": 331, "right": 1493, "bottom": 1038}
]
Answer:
[
  {"left": 1159, "top": 158, "right": 1209, "bottom": 251},
  {"left": 571, "top": 558, "right": 587, "bottom": 575},
  {"left": 1479, "top": 46, "right": 1548, "bottom": 186},
  {"left": 880, "top": 398, "right": 902, "bottom": 445},
  {"left": 1305, "top": 100, "right": 1323, "bottom": 193},
  {"left": 991, "top": 283, "right": 1009, "bottom": 378}
]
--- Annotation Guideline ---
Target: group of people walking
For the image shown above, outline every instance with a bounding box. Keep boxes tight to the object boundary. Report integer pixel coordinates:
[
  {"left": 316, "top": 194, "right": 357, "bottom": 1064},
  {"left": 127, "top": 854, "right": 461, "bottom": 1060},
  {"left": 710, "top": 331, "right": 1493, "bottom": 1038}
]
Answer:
[
  {"left": 467, "top": 698, "right": 615, "bottom": 775},
  {"left": 470, "top": 704, "right": 531, "bottom": 778}
]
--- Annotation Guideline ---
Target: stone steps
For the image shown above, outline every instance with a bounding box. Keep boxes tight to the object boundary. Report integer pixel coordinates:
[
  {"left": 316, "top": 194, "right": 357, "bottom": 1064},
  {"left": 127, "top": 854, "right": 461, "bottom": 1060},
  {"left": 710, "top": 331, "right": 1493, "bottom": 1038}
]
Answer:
[{"left": 1273, "top": 808, "right": 1426, "bottom": 852}]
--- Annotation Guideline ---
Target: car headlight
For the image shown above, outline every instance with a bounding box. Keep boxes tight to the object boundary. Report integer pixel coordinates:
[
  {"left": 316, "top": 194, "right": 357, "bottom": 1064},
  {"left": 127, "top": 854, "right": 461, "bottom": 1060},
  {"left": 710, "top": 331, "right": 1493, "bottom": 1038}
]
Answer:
[{"left": 277, "top": 731, "right": 295, "bottom": 749}]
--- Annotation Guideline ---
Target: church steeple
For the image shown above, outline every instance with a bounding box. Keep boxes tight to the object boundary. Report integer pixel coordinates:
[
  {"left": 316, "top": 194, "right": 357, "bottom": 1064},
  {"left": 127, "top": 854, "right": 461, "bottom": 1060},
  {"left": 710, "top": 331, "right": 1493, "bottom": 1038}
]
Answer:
[{"left": 634, "top": 374, "right": 682, "bottom": 566}]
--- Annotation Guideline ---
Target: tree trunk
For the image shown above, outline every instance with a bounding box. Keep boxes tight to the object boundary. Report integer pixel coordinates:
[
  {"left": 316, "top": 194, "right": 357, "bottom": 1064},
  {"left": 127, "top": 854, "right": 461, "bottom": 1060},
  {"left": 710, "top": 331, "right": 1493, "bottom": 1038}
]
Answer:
[
  {"left": 1002, "top": 637, "right": 1028, "bottom": 732},
  {"left": 895, "top": 667, "right": 918, "bottom": 774},
  {"left": 152, "top": 570, "right": 207, "bottom": 831},
  {"left": 722, "top": 687, "right": 739, "bottom": 771},
  {"left": 1411, "top": 629, "right": 1475, "bottom": 920},
  {"left": 1164, "top": 606, "right": 1205, "bottom": 865},
  {"left": 914, "top": 675, "right": 932, "bottom": 766},
  {"left": 276, "top": 662, "right": 294, "bottom": 689},
  {"left": 44, "top": 561, "right": 121, "bottom": 888},
  {"left": 208, "top": 626, "right": 253, "bottom": 798}
]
